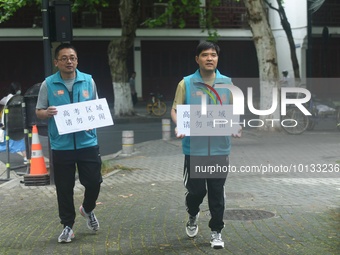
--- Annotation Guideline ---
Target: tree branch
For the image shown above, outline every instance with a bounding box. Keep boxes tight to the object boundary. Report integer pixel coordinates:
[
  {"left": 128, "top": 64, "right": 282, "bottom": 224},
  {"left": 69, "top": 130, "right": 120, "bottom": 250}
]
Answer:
[{"left": 264, "top": 0, "right": 279, "bottom": 13}]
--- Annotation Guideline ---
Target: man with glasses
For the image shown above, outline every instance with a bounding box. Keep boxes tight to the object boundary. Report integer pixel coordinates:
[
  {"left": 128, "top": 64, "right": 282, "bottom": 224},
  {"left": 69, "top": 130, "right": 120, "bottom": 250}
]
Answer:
[{"left": 36, "top": 43, "right": 102, "bottom": 243}]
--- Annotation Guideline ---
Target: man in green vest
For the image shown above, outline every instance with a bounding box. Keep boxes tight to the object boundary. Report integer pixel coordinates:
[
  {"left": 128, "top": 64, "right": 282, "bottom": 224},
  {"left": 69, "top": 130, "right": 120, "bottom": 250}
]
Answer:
[
  {"left": 36, "top": 43, "right": 102, "bottom": 243},
  {"left": 171, "top": 41, "right": 241, "bottom": 249}
]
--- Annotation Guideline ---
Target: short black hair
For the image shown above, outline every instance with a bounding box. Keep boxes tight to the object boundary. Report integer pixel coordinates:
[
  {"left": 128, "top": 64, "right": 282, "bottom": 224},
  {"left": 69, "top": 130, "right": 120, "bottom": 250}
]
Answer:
[
  {"left": 196, "top": 41, "right": 220, "bottom": 56},
  {"left": 55, "top": 43, "right": 77, "bottom": 59}
]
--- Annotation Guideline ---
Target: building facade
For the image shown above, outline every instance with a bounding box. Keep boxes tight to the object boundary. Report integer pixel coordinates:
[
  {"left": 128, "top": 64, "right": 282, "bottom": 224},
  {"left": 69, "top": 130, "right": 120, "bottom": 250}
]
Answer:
[{"left": 0, "top": 0, "right": 339, "bottom": 103}]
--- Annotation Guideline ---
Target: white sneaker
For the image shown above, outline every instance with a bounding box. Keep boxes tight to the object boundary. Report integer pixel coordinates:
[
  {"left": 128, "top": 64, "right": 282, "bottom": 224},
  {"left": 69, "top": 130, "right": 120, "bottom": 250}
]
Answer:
[
  {"left": 79, "top": 205, "right": 99, "bottom": 231},
  {"left": 58, "top": 226, "right": 74, "bottom": 243},
  {"left": 185, "top": 212, "right": 199, "bottom": 238},
  {"left": 210, "top": 231, "right": 224, "bottom": 249}
]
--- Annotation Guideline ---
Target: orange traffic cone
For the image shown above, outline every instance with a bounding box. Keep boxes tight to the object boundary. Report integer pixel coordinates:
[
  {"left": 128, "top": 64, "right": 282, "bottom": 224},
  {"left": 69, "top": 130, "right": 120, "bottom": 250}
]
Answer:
[{"left": 29, "top": 125, "right": 48, "bottom": 175}]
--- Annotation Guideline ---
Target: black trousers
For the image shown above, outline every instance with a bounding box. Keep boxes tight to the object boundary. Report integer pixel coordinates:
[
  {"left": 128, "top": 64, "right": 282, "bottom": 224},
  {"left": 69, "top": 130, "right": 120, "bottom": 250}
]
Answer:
[
  {"left": 131, "top": 93, "right": 138, "bottom": 106},
  {"left": 53, "top": 145, "right": 102, "bottom": 228},
  {"left": 183, "top": 155, "right": 228, "bottom": 232}
]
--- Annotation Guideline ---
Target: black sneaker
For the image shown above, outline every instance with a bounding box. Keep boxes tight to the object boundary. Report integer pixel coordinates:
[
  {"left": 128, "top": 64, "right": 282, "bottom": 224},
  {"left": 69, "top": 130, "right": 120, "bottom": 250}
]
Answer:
[
  {"left": 185, "top": 213, "right": 199, "bottom": 238},
  {"left": 58, "top": 226, "right": 74, "bottom": 243},
  {"left": 79, "top": 205, "right": 99, "bottom": 231}
]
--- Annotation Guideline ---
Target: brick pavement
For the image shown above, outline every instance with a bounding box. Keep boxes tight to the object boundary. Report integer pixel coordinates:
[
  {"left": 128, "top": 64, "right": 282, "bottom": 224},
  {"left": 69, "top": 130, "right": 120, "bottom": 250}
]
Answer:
[{"left": 0, "top": 130, "right": 339, "bottom": 254}]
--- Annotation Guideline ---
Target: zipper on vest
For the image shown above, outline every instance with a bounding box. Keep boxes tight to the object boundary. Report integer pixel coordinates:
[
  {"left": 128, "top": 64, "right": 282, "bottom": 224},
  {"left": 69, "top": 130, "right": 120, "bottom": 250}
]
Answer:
[
  {"left": 69, "top": 90, "right": 77, "bottom": 150},
  {"left": 208, "top": 89, "right": 212, "bottom": 156}
]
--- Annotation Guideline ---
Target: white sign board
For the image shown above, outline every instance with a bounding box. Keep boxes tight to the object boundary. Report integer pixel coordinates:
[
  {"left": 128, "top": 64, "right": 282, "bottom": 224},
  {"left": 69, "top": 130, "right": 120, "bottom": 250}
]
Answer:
[
  {"left": 54, "top": 98, "right": 114, "bottom": 135},
  {"left": 176, "top": 104, "right": 240, "bottom": 136}
]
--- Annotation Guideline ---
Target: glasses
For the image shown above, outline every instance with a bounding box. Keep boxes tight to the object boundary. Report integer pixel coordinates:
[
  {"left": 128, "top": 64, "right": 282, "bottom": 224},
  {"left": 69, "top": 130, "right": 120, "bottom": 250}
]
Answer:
[{"left": 57, "top": 56, "right": 78, "bottom": 63}]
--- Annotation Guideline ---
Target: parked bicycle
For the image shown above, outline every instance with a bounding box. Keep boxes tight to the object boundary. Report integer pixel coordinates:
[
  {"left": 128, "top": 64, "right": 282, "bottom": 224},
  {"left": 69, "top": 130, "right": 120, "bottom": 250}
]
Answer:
[
  {"left": 146, "top": 92, "right": 167, "bottom": 116},
  {"left": 281, "top": 89, "right": 340, "bottom": 134}
]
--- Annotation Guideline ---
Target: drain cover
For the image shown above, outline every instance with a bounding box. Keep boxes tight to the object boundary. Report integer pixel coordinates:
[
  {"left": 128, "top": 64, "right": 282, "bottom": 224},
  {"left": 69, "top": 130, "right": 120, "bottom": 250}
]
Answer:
[{"left": 224, "top": 209, "right": 275, "bottom": 221}]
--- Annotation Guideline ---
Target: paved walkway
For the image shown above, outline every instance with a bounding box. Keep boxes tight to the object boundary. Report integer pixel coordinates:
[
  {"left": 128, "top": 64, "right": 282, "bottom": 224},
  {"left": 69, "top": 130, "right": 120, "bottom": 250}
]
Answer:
[{"left": 0, "top": 128, "right": 339, "bottom": 254}]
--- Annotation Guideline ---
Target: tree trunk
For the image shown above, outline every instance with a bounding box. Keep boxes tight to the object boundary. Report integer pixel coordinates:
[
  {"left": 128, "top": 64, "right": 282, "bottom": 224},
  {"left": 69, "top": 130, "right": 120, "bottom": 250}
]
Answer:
[
  {"left": 274, "top": 0, "right": 300, "bottom": 81},
  {"left": 107, "top": 0, "right": 140, "bottom": 117},
  {"left": 243, "top": 0, "right": 280, "bottom": 131}
]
